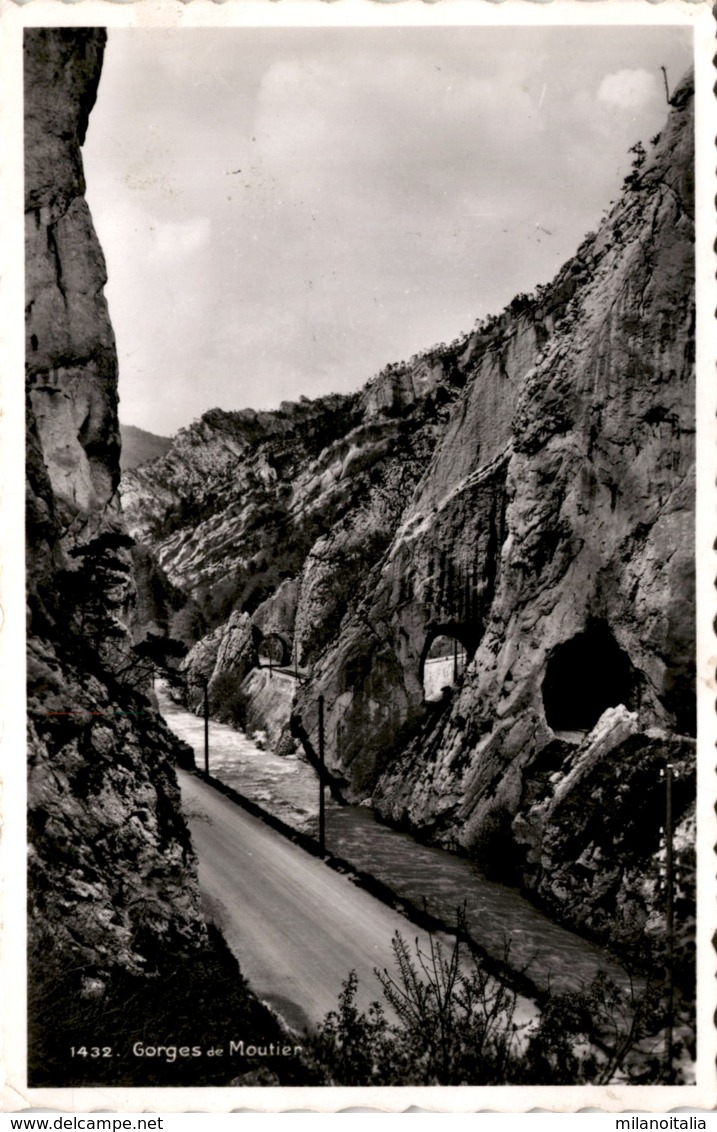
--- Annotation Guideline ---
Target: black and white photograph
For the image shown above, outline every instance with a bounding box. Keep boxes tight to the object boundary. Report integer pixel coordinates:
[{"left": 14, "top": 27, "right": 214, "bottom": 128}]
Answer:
[{"left": 6, "top": 0, "right": 716, "bottom": 1110}]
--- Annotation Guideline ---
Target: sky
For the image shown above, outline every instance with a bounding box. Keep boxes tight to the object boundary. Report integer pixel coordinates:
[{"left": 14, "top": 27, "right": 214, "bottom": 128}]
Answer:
[{"left": 82, "top": 25, "right": 693, "bottom": 437}]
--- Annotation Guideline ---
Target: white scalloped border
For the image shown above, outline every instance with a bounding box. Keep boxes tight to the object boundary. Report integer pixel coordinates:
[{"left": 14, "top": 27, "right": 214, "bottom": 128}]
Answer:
[{"left": 1, "top": 0, "right": 715, "bottom": 1115}]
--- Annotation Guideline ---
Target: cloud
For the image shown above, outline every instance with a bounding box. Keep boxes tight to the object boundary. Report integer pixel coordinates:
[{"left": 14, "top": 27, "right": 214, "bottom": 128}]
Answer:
[
  {"left": 254, "top": 52, "right": 541, "bottom": 171},
  {"left": 83, "top": 27, "right": 693, "bottom": 435},
  {"left": 597, "top": 69, "right": 659, "bottom": 110}
]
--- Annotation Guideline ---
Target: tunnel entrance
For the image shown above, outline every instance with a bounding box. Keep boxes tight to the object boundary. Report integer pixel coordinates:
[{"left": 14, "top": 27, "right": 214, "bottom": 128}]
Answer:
[
  {"left": 257, "top": 631, "right": 292, "bottom": 669},
  {"left": 542, "top": 623, "right": 635, "bottom": 734},
  {"left": 421, "top": 632, "right": 468, "bottom": 702}
]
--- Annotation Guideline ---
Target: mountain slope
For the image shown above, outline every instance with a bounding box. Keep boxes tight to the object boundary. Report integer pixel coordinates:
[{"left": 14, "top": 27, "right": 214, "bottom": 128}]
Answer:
[
  {"left": 122, "top": 364, "right": 468, "bottom": 643},
  {"left": 120, "top": 422, "right": 172, "bottom": 471}
]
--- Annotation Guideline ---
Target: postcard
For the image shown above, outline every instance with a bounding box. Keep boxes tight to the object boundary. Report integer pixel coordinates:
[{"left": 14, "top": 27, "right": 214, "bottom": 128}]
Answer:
[{"left": 2, "top": 0, "right": 716, "bottom": 1114}]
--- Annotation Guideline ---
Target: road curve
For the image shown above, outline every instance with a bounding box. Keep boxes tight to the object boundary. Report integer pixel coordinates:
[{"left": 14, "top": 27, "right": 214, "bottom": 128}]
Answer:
[{"left": 177, "top": 770, "right": 459, "bottom": 1034}]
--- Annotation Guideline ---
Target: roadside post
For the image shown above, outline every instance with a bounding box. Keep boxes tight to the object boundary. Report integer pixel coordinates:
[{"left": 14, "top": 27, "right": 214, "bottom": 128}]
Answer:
[
  {"left": 664, "top": 761, "right": 675, "bottom": 1082},
  {"left": 203, "top": 678, "right": 209, "bottom": 775},
  {"left": 318, "top": 694, "right": 326, "bottom": 857}
]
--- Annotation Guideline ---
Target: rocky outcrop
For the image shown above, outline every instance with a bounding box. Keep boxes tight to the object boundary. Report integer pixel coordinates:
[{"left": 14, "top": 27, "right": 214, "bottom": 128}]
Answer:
[
  {"left": 25, "top": 29, "right": 206, "bottom": 988},
  {"left": 131, "top": 75, "right": 695, "bottom": 961},
  {"left": 25, "top": 31, "right": 121, "bottom": 546},
  {"left": 122, "top": 371, "right": 468, "bottom": 649},
  {"left": 27, "top": 641, "right": 204, "bottom": 978},
  {"left": 123, "top": 397, "right": 359, "bottom": 603},
  {"left": 184, "top": 610, "right": 256, "bottom": 704},
  {"left": 510, "top": 709, "right": 695, "bottom": 962}
]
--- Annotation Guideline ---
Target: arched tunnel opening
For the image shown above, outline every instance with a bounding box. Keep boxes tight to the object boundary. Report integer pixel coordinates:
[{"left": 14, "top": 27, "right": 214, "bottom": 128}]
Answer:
[
  {"left": 420, "top": 631, "right": 469, "bottom": 703},
  {"left": 257, "top": 631, "right": 292, "bottom": 669},
  {"left": 542, "top": 622, "right": 636, "bottom": 734}
]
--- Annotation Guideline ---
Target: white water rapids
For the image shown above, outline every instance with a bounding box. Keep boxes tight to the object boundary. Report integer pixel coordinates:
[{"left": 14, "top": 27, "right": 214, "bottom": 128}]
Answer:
[{"left": 158, "top": 682, "right": 633, "bottom": 998}]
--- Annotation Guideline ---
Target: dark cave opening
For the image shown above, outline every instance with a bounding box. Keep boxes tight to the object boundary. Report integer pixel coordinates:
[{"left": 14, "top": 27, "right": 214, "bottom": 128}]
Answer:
[{"left": 542, "top": 623, "right": 635, "bottom": 733}]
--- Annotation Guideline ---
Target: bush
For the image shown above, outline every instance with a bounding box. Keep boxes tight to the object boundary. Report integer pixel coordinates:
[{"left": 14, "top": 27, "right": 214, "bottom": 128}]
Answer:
[
  {"left": 304, "top": 923, "right": 682, "bottom": 1086},
  {"left": 524, "top": 968, "right": 667, "bottom": 1084},
  {"left": 305, "top": 972, "right": 392, "bottom": 1086},
  {"left": 211, "top": 668, "right": 251, "bottom": 728},
  {"left": 304, "top": 927, "right": 527, "bottom": 1085}
]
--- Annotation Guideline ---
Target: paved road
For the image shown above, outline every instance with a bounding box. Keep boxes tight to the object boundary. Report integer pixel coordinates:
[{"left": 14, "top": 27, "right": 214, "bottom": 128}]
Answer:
[{"left": 178, "top": 769, "right": 473, "bottom": 1034}]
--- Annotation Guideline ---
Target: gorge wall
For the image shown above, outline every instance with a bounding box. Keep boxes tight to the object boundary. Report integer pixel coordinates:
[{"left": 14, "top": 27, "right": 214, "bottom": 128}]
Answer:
[
  {"left": 125, "top": 76, "right": 696, "bottom": 964},
  {"left": 25, "top": 28, "right": 207, "bottom": 1002},
  {"left": 361, "top": 75, "right": 696, "bottom": 958}
]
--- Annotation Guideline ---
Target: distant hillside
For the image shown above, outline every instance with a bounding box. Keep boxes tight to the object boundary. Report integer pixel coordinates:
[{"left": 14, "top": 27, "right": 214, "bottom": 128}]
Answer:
[{"left": 120, "top": 423, "right": 172, "bottom": 471}]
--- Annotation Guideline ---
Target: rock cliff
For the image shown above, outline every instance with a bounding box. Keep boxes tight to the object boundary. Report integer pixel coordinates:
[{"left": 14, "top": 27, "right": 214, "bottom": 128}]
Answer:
[
  {"left": 25, "top": 27, "right": 207, "bottom": 1001},
  {"left": 128, "top": 75, "right": 695, "bottom": 965},
  {"left": 366, "top": 75, "right": 696, "bottom": 961},
  {"left": 25, "top": 33, "right": 307, "bottom": 1090}
]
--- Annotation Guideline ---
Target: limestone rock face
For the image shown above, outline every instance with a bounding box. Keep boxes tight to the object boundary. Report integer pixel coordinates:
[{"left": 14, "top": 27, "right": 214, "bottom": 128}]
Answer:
[
  {"left": 183, "top": 609, "right": 256, "bottom": 712},
  {"left": 237, "top": 668, "right": 297, "bottom": 753},
  {"left": 252, "top": 578, "right": 300, "bottom": 649},
  {"left": 27, "top": 640, "right": 205, "bottom": 974},
  {"left": 25, "top": 29, "right": 206, "bottom": 983},
  {"left": 510, "top": 712, "right": 695, "bottom": 950},
  {"left": 366, "top": 75, "right": 696, "bottom": 952},
  {"left": 122, "top": 398, "right": 360, "bottom": 599},
  {"left": 372, "top": 74, "right": 694, "bottom": 798},
  {"left": 25, "top": 31, "right": 121, "bottom": 541}
]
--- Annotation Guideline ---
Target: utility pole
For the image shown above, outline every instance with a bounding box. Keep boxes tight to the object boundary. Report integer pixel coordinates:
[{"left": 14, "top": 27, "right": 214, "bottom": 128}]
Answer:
[
  {"left": 318, "top": 694, "right": 326, "bottom": 857},
  {"left": 664, "top": 762, "right": 675, "bottom": 1082},
  {"left": 453, "top": 637, "right": 458, "bottom": 684},
  {"left": 203, "top": 679, "right": 209, "bottom": 775}
]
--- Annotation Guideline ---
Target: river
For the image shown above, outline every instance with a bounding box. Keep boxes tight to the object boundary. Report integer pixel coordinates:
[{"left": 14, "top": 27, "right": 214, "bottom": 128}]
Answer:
[{"left": 158, "top": 683, "right": 632, "bottom": 998}]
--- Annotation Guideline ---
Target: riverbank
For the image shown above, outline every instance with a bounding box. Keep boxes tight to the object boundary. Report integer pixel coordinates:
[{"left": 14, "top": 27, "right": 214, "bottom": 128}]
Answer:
[{"left": 158, "top": 684, "right": 632, "bottom": 1002}]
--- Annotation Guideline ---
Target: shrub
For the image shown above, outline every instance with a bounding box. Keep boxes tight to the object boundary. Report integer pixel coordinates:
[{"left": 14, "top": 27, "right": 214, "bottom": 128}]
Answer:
[
  {"left": 623, "top": 140, "right": 647, "bottom": 191},
  {"left": 304, "top": 927, "right": 527, "bottom": 1085},
  {"left": 211, "top": 668, "right": 250, "bottom": 728},
  {"left": 305, "top": 923, "right": 683, "bottom": 1086}
]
